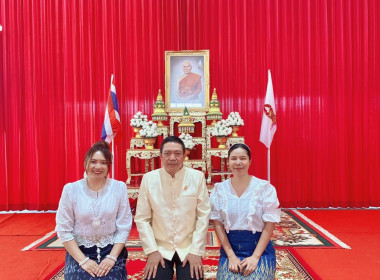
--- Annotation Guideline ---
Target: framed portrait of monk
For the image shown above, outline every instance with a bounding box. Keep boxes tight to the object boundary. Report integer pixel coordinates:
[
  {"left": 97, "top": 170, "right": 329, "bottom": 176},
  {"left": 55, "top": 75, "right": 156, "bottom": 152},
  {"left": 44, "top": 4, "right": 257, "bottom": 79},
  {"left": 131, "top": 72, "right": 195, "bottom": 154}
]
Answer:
[{"left": 165, "top": 50, "right": 210, "bottom": 112}]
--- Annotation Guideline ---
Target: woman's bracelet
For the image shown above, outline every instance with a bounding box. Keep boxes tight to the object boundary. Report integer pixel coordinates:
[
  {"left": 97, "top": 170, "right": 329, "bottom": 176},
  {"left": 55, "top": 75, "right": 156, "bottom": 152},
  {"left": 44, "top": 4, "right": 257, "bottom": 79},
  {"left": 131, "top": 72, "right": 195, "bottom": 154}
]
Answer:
[
  {"left": 78, "top": 256, "right": 89, "bottom": 267},
  {"left": 106, "top": 255, "right": 117, "bottom": 262}
]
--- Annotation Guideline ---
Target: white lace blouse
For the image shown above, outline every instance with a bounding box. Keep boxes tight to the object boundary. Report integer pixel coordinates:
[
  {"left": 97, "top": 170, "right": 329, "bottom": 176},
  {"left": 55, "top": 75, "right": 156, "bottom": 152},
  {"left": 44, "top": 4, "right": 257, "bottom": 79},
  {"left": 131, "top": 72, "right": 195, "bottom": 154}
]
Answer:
[
  {"left": 55, "top": 178, "right": 132, "bottom": 248},
  {"left": 210, "top": 176, "right": 281, "bottom": 233}
]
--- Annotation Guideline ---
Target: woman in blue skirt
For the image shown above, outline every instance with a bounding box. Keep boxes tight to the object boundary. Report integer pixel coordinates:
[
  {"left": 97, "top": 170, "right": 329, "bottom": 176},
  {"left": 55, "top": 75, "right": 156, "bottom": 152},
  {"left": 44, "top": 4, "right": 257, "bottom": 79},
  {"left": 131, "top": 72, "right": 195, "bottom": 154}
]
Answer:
[
  {"left": 210, "top": 143, "right": 281, "bottom": 279},
  {"left": 56, "top": 141, "right": 133, "bottom": 279}
]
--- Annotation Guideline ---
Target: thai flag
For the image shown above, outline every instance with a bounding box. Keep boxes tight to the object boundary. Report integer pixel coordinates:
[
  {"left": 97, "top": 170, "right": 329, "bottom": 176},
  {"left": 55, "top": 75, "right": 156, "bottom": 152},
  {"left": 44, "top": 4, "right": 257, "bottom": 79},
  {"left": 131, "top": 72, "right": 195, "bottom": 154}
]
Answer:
[{"left": 101, "top": 75, "right": 121, "bottom": 143}]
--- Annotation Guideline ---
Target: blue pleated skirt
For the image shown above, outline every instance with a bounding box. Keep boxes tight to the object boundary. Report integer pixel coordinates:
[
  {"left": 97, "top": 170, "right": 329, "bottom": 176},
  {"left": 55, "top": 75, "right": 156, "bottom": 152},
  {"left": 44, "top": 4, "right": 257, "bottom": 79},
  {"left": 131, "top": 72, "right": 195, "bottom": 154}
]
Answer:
[
  {"left": 64, "top": 244, "right": 128, "bottom": 280},
  {"left": 217, "top": 230, "right": 276, "bottom": 280}
]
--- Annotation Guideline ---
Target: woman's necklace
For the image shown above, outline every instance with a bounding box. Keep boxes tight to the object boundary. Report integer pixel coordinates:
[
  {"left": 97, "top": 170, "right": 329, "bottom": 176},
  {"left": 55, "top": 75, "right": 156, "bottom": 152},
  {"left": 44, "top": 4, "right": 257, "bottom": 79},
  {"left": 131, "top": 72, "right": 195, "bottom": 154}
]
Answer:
[{"left": 86, "top": 178, "right": 106, "bottom": 228}]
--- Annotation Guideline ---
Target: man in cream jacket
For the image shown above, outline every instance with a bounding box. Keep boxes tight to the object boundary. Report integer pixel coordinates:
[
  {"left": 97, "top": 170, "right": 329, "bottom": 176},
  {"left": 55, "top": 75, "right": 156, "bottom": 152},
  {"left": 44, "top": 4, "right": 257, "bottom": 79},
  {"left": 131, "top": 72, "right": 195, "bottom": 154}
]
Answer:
[{"left": 135, "top": 136, "right": 211, "bottom": 280}]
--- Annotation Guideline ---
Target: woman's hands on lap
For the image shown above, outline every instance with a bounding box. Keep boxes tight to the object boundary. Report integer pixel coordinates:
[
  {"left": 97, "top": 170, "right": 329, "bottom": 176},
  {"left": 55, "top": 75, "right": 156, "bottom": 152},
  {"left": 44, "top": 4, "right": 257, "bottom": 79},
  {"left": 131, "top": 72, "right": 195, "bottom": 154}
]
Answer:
[
  {"left": 81, "top": 259, "right": 100, "bottom": 277},
  {"left": 228, "top": 255, "right": 241, "bottom": 273},
  {"left": 97, "top": 258, "right": 116, "bottom": 277},
  {"left": 81, "top": 258, "right": 115, "bottom": 277},
  {"left": 240, "top": 255, "right": 259, "bottom": 276}
]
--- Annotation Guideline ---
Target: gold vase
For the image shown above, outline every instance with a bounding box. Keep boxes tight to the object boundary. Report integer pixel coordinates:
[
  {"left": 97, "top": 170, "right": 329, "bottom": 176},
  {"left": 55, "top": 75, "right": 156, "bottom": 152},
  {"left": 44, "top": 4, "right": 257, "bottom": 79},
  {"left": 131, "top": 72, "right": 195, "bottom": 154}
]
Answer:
[
  {"left": 144, "top": 137, "right": 156, "bottom": 149},
  {"left": 231, "top": 125, "right": 240, "bottom": 137},
  {"left": 133, "top": 127, "right": 142, "bottom": 138},
  {"left": 185, "top": 149, "right": 191, "bottom": 160},
  {"left": 216, "top": 137, "right": 228, "bottom": 149}
]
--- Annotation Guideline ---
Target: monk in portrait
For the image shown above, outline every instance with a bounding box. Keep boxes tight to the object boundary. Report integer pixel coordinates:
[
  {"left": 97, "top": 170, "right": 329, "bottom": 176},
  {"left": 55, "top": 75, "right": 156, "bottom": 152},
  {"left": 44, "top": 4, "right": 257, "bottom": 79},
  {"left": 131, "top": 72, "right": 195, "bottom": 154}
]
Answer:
[{"left": 176, "top": 61, "right": 202, "bottom": 101}]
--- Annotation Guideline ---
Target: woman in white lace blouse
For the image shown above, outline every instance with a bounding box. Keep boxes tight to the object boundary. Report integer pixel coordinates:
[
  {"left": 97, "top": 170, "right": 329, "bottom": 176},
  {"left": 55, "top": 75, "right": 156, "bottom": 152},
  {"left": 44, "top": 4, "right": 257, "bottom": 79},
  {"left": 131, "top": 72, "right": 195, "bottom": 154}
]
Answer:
[
  {"left": 210, "top": 143, "right": 281, "bottom": 279},
  {"left": 56, "top": 141, "right": 132, "bottom": 279}
]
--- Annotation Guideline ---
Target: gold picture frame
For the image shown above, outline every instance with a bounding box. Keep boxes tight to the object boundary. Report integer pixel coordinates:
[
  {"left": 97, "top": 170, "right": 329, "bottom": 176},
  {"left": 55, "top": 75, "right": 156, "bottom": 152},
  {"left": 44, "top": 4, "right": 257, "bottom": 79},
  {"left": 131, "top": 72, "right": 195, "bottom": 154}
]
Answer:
[{"left": 165, "top": 50, "right": 210, "bottom": 112}]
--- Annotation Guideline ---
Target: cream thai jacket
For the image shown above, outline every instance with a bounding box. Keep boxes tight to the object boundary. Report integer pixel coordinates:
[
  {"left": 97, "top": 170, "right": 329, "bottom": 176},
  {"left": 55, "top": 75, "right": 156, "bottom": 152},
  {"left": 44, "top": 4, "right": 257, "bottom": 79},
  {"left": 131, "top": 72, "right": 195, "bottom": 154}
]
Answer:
[{"left": 135, "top": 167, "right": 211, "bottom": 261}]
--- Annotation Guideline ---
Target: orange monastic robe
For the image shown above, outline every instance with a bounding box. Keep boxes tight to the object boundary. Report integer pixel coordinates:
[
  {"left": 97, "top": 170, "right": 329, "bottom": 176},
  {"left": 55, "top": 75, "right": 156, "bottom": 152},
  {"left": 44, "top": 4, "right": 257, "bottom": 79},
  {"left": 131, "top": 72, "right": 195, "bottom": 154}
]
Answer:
[{"left": 177, "top": 73, "right": 202, "bottom": 100}]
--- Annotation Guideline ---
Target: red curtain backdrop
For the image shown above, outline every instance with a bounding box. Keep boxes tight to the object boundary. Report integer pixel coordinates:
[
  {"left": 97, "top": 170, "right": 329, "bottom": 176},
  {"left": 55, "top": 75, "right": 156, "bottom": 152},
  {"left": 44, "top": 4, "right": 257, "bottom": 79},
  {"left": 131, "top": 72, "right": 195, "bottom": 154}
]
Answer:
[{"left": 1, "top": 0, "right": 380, "bottom": 210}]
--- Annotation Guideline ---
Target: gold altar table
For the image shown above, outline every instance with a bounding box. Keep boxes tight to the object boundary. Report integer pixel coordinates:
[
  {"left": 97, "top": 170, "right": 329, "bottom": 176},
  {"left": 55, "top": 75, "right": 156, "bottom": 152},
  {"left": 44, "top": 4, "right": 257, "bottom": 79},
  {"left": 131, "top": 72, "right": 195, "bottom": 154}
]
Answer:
[
  {"left": 126, "top": 149, "right": 160, "bottom": 184},
  {"left": 206, "top": 148, "right": 232, "bottom": 184},
  {"left": 183, "top": 159, "right": 206, "bottom": 174}
]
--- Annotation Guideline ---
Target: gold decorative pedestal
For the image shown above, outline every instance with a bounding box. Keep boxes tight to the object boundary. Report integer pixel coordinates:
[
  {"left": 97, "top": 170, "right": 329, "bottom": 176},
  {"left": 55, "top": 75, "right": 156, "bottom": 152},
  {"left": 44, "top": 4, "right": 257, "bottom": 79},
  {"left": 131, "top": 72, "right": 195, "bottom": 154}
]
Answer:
[
  {"left": 216, "top": 137, "right": 228, "bottom": 149},
  {"left": 185, "top": 149, "right": 191, "bottom": 160},
  {"left": 231, "top": 126, "right": 241, "bottom": 137},
  {"left": 144, "top": 138, "right": 156, "bottom": 149},
  {"left": 133, "top": 127, "right": 142, "bottom": 138}
]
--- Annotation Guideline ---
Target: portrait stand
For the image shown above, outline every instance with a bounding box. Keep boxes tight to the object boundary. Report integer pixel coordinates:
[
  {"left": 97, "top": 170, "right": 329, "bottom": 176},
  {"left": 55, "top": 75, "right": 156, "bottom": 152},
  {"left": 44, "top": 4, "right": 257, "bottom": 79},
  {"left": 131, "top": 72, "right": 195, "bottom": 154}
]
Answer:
[{"left": 126, "top": 51, "right": 246, "bottom": 187}]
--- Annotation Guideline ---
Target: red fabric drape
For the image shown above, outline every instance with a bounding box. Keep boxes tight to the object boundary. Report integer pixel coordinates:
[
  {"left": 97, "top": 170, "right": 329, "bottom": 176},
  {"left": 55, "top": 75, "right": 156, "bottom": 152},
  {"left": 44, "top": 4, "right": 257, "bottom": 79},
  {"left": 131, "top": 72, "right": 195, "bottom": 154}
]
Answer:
[{"left": 1, "top": 0, "right": 380, "bottom": 210}]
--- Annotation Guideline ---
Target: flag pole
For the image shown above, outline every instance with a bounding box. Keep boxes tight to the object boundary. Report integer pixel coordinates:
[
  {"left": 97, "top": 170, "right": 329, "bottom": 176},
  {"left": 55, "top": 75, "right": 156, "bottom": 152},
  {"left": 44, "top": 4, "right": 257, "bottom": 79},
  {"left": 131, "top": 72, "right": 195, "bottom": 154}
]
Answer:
[
  {"left": 111, "top": 140, "right": 115, "bottom": 178},
  {"left": 110, "top": 74, "right": 114, "bottom": 179},
  {"left": 267, "top": 148, "right": 270, "bottom": 182}
]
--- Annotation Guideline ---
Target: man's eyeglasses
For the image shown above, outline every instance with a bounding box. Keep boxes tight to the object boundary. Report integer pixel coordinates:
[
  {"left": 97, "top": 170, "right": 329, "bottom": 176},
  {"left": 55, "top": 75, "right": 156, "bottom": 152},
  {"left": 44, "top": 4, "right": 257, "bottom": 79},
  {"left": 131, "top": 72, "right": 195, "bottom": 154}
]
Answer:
[{"left": 161, "top": 151, "right": 184, "bottom": 158}]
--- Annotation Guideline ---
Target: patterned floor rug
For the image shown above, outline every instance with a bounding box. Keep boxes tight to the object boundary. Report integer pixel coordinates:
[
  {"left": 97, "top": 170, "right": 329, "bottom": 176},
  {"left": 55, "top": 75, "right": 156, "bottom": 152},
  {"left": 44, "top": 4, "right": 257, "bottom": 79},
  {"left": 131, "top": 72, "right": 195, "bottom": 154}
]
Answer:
[
  {"left": 23, "top": 210, "right": 349, "bottom": 252},
  {"left": 48, "top": 248, "right": 316, "bottom": 280}
]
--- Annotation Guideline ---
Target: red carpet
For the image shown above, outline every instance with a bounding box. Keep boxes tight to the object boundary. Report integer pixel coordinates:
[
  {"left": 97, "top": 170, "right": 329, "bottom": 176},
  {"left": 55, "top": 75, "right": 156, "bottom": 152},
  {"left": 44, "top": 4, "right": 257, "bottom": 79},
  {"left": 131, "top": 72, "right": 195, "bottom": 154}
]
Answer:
[
  {"left": 0, "top": 213, "right": 56, "bottom": 235},
  {"left": 1, "top": 210, "right": 379, "bottom": 279},
  {"left": 295, "top": 209, "right": 380, "bottom": 280}
]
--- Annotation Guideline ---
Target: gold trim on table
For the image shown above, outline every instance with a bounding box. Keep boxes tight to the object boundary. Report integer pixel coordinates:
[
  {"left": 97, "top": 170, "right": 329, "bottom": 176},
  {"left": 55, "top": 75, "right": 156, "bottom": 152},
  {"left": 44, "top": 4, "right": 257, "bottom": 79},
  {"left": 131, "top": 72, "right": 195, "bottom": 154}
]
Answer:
[
  {"left": 184, "top": 160, "right": 207, "bottom": 174},
  {"left": 130, "top": 138, "right": 145, "bottom": 149},
  {"left": 227, "top": 137, "right": 245, "bottom": 147}
]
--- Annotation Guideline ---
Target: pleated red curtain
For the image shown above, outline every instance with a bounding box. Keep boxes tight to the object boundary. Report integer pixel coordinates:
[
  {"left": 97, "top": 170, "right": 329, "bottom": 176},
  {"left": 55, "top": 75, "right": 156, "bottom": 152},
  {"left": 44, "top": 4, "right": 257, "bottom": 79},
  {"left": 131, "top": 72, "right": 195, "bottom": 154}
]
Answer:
[{"left": 1, "top": 0, "right": 379, "bottom": 210}]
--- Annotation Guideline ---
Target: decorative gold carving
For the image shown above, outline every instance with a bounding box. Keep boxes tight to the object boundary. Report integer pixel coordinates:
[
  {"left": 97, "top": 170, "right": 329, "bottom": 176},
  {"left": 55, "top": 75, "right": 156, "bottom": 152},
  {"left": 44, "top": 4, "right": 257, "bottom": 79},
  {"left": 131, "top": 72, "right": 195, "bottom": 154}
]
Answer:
[
  {"left": 178, "top": 106, "right": 195, "bottom": 134},
  {"left": 152, "top": 89, "right": 168, "bottom": 126},
  {"left": 184, "top": 160, "right": 207, "bottom": 174},
  {"left": 156, "top": 126, "right": 169, "bottom": 138},
  {"left": 130, "top": 138, "right": 145, "bottom": 149},
  {"left": 227, "top": 137, "right": 245, "bottom": 147},
  {"left": 206, "top": 126, "right": 213, "bottom": 149},
  {"left": 128, "top": 105, "right": 245, "bottom": 186},
  {"left": 206, "top": 88, "right": 223, "bottom": 125},
  {"left": 170, "top": 116, "right": 206, "bottom": 137}
]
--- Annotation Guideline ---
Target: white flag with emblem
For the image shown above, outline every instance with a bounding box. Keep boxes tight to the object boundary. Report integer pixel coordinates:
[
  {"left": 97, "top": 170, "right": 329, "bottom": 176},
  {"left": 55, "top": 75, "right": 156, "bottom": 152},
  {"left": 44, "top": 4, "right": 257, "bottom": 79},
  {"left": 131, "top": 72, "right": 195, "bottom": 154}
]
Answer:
[{"left": 260, "top": 70, "right": 277, "bottom": 148}]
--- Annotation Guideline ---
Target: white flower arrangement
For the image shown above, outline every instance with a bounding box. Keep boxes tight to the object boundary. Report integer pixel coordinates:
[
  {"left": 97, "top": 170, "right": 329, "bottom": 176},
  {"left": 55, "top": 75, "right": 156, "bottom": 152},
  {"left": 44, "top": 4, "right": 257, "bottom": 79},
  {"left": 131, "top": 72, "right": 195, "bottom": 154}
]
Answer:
[
  {"left": 226, "top": 111, "right": 244, "bottom": 126},
  {"left": 211, "top": 120, "right": 233, "bottom": 137},
  {"left": 139, "top": 121, "right": 159, "bottom": 138},
  {"left": 130, "top": 111, "right": 148, "bottom": 128},
  {"left": 179, "top": 133, "right": 195, "bottom": 149}
]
